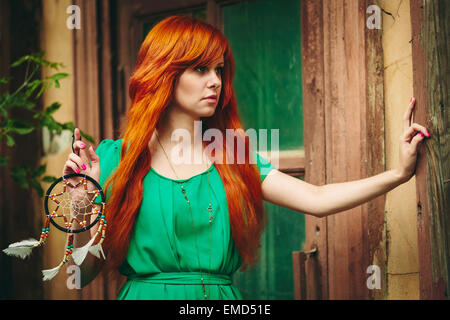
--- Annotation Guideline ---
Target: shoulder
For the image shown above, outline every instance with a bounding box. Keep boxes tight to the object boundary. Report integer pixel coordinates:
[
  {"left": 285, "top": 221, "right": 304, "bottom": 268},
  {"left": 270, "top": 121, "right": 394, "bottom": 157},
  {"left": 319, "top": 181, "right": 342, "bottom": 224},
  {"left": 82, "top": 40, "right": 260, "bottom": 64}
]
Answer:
[
  {"left": 252, "top": 151, "right": 276, "bottom": 183},
  {"left": 96, "top": 139, "right": 123, "bottom": 154},
  {"left": 95, "top": 139, "right": 123, "bottom": 174}
]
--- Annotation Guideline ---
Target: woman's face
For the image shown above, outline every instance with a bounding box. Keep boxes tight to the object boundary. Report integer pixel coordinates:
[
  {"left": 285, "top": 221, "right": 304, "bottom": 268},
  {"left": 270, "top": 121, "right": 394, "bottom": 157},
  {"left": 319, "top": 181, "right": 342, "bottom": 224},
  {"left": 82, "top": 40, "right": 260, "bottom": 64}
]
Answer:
[{"left": 171, "top": 57, "right": 224, "bottom": 118}]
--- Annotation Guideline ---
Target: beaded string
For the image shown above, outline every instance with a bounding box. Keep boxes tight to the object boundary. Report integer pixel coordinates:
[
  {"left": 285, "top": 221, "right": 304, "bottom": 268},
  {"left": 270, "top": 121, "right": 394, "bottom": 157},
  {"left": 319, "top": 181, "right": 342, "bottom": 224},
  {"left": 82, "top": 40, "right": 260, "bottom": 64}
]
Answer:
[{"left": 155, "top": 130, "right": 213, "bottom": 299}]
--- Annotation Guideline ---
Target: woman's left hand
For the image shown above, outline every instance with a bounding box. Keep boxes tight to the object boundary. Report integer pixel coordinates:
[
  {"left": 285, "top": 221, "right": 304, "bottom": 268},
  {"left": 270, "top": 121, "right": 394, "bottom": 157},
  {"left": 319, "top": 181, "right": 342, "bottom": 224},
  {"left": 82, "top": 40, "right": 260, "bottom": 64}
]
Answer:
[{"left": 395, "top": 97, "right": 430, "bottom": 182}]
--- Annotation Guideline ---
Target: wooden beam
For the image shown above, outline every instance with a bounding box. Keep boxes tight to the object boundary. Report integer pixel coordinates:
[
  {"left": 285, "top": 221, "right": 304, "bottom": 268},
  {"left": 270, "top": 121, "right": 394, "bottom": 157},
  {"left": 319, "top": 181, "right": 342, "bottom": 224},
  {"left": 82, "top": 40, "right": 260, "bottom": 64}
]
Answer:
[
  {"left": 364, "top": 0, "right": 386, "bottom": 300},
  {"left": 301, "top": 0, "right": 328, "bottom": 300},
  {"left": 292, "top": 251, "right": 307, "bottom": 300},
  {"left": 301, "top": 0, "right": 385, "bottom": 299},
  {"left": 410, "top": 0, "right": 449, "bottom": 300}
]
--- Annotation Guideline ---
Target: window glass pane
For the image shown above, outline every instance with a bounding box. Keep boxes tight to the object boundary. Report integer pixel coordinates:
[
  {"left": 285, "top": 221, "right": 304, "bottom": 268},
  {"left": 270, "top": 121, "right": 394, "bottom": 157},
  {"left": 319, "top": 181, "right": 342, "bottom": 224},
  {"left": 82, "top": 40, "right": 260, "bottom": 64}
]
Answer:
[
  {"left": 223, "top": 0, "right": 303, "bottom": 151},
  {"left": 224, "top": 0, "right": 305, "bottom": 300}
]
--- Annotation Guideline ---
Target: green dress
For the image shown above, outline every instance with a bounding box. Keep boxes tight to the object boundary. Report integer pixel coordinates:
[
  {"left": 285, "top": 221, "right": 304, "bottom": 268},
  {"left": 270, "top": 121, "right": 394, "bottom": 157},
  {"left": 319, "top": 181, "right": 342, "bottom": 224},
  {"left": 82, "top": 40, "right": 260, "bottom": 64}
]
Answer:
[{"left": 94, "top": 139, "right": 275, "bottom": 300}]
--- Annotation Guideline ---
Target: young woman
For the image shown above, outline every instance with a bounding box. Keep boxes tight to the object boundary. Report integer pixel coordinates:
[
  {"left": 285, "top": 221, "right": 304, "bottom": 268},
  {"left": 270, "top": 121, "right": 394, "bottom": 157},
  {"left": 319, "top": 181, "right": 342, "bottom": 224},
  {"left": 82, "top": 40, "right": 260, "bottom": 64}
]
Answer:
[{"left": 63, "top": 16, "right": 429, "bottom": 300}]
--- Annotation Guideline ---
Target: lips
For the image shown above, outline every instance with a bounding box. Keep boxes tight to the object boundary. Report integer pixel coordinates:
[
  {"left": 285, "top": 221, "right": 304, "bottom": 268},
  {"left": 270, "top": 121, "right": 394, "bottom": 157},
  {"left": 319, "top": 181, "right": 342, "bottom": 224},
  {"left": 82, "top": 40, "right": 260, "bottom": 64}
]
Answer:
[{"left": 203, "top": 95, "right": 217, "bottom": 100}]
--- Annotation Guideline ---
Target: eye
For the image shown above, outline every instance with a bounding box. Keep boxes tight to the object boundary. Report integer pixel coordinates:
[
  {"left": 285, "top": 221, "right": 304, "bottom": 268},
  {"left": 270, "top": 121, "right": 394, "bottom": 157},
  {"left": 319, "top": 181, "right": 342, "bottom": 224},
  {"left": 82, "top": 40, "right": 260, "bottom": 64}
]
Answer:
[
  {"left": 216, "top": 66, "right": 224, "bottom": 75},
  {"left": 194, "top": 66, "right": 207, "bottom": 73}
]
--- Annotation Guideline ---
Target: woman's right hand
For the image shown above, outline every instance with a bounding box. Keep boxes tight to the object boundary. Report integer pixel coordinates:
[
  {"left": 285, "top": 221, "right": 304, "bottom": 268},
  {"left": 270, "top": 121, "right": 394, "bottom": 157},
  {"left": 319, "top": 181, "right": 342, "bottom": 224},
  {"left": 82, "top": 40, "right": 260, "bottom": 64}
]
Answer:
[{"left": 63, "top": 128, "right": 100, "bottom": 183}]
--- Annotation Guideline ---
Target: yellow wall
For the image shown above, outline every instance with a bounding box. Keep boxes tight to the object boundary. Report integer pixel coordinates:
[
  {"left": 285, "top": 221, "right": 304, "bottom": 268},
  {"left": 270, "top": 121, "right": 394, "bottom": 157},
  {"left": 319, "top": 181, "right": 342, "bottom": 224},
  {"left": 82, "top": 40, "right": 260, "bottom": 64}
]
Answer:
[
  {"left": 40, "top": 0, "right": 78, "bottom": 299},
  {"left": 380, "top": 0, "right": 419, "bottom": 299}
]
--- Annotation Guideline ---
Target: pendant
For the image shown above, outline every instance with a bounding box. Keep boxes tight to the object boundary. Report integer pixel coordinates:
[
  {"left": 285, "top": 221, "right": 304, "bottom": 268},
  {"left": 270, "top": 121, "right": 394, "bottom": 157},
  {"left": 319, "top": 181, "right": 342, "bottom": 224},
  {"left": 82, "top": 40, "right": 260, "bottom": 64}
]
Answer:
[
  {"left": 180, "top": 185, "right": 190, "bottom": 203},
  {"left": 207, "top": 203, "right": 213, "bottom": 222}
]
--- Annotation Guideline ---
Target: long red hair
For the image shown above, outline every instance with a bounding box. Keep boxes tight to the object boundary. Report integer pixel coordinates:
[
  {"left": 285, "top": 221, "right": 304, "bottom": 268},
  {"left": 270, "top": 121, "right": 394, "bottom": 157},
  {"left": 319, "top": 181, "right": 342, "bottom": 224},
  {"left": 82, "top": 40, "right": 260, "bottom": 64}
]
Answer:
[{"left": 102, "top": 15, "right": 266, "bottom": 273}]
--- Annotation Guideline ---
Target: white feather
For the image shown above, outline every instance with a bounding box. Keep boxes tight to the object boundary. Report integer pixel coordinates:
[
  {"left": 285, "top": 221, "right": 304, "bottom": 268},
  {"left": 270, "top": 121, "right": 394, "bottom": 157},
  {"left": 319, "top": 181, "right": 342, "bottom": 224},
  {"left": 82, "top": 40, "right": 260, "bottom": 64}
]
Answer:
[
  {"left": 89, "top": 243, "right": 106, "bottom": 260},
  {"left": 42, "top": 264, "right": 62, "bottom": 281},
  {"left": 3, "top": 238, "right": 40, "bottom": 259},
  {"left": 71, "top": 236, "right": 96, "bottom": 265}
]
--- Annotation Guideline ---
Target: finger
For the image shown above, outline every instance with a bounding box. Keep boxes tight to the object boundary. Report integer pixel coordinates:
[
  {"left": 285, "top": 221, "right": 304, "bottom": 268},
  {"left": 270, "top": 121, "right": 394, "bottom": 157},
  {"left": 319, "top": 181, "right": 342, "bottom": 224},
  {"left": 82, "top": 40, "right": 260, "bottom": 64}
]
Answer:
[
  {"left": 74, "top": 128, "right": 81, "bottom": 141},
  {"left": 402, "top": 98, "right": 415, "bottom": 132},
  {"left": 88, "top": 146, "right": 100, "bottom": 169},
  {"left": 402, "top": 123, "right": 430, "bottom": 141},
  {"left": 73, "top": 140, "right": 87, "bottom": 151},
  {"left": 410, "top": 130, "right": 425, "bottom": 151},
  {"left": 64, "top": 160, "right": 81, "bottom": 174},
  {"left": 411, "top": 123, "right": 430, "bottom": 138},
  {"left": 68, "top": 153, "right": 87, "bottom": 171},
  {"left": 73, "top": 128, "right": 82, "bottom": 155},
  {"left": 78, "top": 144, "right": 91, "bottom": 169}
]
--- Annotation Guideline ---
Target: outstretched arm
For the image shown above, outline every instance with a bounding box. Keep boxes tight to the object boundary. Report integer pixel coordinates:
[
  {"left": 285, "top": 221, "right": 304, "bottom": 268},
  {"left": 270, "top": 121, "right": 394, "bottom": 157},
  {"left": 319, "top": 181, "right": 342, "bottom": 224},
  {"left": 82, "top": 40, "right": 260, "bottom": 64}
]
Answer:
[{"left": 262, "top": 98, "right": 430, "bottom": 218}]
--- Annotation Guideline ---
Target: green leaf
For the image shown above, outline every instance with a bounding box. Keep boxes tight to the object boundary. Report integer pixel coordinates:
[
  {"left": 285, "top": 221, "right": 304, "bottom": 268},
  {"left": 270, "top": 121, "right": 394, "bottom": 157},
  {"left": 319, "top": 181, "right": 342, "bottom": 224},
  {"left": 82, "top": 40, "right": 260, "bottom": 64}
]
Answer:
[
  {"left": 44, "top": 102, "right": 61, "bottom": 115},
  {"left": 39, "top": 115, "right": 62, "bottom": 133},
  {"left": 0, "top": 77, "right": 11, "bottom": 84},
  {"left": 11, "top": 165, "right": 29, "bottom": 189},
  {"left": 0, "top": 156, "right": 9, "bottom": 166},
  {"left": 61, "top": 122, "right": 75, "bottom": 132},
  {"left": 7, "top": 93, "right": 35, "bottom": 110},
  {"left": 7, "top": 119, "right": 35, "bottom": 135},
  {"left": 31, "top": 179, "right": 44, "bottom": 197},
  {"left": 11, "top": 56, "right": 29, "bottom": 68},
  {"left": 32, "top": 164, "right": 46, "bottom": 178},
  {"left": 0, "top": 93, "right": 11, "bottom": 111},
  {"left": 25, "top": 79, "right": 42, "bottom": 98},
  {"left": 0, "top": 105, "right": 7, "bottom": 118},
  {"left": 35, "top": 81, "right": 48, "bottom": 98},
  {"left": 80, "top": 130, "right": 95, "bottom": 144},
  {"left": 6, "top": 134, "right": 15, "bottom": 147},
  {"left": 41, "top": 175, "right": 57, "bottom": 183},
  {"left": 49, "top": 73, "right": 68, "bottom": 82}
]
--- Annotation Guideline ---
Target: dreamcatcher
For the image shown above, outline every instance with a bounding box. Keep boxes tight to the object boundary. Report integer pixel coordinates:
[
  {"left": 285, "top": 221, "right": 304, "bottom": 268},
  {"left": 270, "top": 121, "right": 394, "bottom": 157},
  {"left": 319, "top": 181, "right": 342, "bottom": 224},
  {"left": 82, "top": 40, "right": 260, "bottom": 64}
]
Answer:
[{"left": 3, "top": 138, "right": 107, "bottom": 281}]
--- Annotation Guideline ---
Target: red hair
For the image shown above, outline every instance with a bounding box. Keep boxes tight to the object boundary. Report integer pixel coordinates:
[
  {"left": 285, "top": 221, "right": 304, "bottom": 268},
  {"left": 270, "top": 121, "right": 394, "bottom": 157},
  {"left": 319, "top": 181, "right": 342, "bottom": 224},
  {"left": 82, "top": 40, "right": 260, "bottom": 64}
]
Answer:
[{"left": 102, "top": 16, "right": 266, "bottom": 273}]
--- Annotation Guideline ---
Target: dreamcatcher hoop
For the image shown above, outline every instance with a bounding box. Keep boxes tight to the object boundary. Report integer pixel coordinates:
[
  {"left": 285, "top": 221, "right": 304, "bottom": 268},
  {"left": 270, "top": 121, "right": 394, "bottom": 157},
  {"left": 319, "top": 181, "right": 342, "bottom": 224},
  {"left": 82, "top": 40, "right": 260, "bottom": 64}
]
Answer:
[
  {"left": 45, "top": 173, "right": 105, "bottom": 233},
  {"left": 3, "top": 172, "right": 107, "bottom": 281}
]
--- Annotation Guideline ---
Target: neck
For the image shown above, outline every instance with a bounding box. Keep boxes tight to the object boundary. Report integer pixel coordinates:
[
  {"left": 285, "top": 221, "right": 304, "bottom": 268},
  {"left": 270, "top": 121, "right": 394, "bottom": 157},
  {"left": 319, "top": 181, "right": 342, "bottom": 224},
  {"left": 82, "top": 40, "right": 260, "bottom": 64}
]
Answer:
[
  {"left": 155, "top": 108, "right": 209, "bottom": 167},
  {"left": 156, "top": 108, "right": 204, "bottom": 148}
]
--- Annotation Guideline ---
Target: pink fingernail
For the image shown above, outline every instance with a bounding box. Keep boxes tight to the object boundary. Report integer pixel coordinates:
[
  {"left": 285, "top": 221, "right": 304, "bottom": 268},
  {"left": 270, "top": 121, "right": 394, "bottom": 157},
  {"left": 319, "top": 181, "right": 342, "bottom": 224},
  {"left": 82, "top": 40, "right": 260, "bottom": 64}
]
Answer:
[
  {"left": 426, "top": 132, "right": 430, "bottom": 137},
  {"left": 419, "top": 132, "right": 424, "bottom": 137},
  {"left": 76, "top": 168, "right": 80, "bottom": 173},
  {"left": 410, "top": 97, "right": 413, "bottom": 103},
  {"left": 80, "top": 143, "right": 86, "bottom": 148},
  {"left": 81, "top": 164, "right": 86, "bottom": 170}
]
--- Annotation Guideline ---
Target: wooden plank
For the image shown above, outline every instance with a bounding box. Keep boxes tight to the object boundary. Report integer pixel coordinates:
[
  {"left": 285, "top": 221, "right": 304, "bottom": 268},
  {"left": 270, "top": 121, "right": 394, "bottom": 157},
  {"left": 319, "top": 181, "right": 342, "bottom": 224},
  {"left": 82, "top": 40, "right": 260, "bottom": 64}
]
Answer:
[
  {"left": 314, "top": 0, "right": 381, "bottom": 300},
  {"left": 410, "top": 0, "right": 448, "bottom": 300},
  {"left": 73, "top": 0, "right": 100, "bottom": 300},
  {"left": 73, "top": 0, "right": 100, "bottom": 141},
  {"left": 99, "top": 0, "right": 115, "bottom": 139},
  {"left": 323, "top": 0, "right": 349, "bottom": 299},
  {"left": 364, "top": 0, "right": 386, "bottom": 300},
  {"left": 301, "top": 0, "right": 328, "bottom": 300},
  {"left": 292, "top": 251, "right": 307, "bottom": 300}
]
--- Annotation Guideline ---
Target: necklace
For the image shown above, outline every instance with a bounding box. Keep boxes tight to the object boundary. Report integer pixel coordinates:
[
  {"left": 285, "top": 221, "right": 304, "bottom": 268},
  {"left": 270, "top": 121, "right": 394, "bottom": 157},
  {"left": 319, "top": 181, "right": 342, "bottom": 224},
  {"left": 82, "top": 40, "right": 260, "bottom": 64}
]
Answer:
[{"left": 154, "top": 129, "right": 213, "bottom": 299}]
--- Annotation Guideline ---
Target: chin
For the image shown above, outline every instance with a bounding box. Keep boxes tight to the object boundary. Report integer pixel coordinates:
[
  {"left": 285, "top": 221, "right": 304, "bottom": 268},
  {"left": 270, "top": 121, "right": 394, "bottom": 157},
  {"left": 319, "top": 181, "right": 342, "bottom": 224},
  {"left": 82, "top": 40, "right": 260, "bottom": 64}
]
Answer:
[{"left": 197, "top": 106, "right": 217, "bottom": 118}]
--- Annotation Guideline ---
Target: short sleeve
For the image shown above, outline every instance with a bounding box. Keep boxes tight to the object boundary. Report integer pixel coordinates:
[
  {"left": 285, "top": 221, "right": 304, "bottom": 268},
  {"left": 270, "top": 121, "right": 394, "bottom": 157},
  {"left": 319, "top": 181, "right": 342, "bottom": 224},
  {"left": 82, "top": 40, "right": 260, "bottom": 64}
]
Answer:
[
  {"left": 92, "top": 139, "right": 122, "bottom": 204},
  {"left": 253, "top": 151, "right": 275, "bottom": 183}
]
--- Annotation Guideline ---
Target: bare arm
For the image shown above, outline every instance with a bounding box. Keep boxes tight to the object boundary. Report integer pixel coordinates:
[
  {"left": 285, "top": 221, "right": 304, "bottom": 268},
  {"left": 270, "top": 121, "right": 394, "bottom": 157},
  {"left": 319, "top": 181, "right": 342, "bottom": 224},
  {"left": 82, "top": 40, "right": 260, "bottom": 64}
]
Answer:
[
  {"left": 312, "top": 169, "right": 405, "bottom": 217},
  {"left": 262, "top": 98, "right": 430, "bottom": 218},
  {"left": 261, "top": 168, "right": 404, "bottom": 218}
]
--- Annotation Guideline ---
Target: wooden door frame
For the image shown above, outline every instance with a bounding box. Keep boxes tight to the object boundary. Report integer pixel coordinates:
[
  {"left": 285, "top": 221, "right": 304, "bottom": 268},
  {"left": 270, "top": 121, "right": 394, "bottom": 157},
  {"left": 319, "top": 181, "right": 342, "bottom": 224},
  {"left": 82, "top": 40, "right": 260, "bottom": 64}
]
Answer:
[
  {"left": 410, "top": 0, "right": 449, "bottom": 300},
  {"left": 301, "top": 0, "right": 386, "bottom": 299}
]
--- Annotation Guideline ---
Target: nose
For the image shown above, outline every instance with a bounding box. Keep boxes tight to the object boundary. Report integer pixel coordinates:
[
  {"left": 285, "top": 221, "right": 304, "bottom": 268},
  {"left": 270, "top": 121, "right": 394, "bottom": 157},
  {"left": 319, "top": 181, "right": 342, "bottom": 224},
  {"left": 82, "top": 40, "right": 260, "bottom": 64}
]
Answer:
[{"left": 207, "top": 70, "right": 221, "bottom": 89}]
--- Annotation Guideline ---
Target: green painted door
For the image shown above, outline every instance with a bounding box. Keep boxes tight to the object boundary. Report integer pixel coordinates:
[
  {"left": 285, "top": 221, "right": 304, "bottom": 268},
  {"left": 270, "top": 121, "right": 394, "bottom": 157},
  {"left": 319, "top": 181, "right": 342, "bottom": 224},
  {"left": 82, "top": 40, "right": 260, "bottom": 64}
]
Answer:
[{"left": 223, "top": 0, "right": 305, "bottom": 299}]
